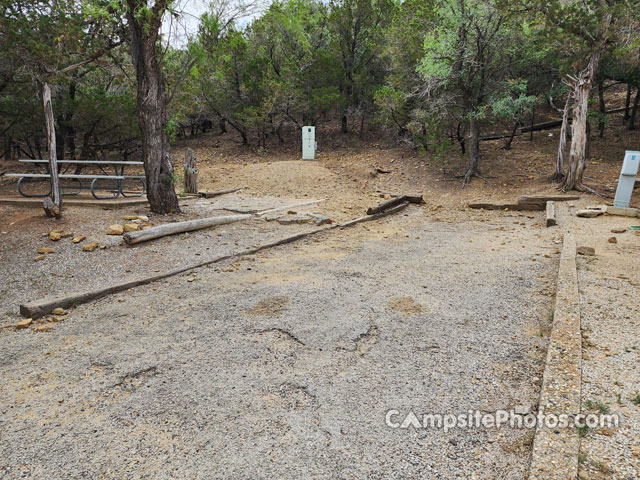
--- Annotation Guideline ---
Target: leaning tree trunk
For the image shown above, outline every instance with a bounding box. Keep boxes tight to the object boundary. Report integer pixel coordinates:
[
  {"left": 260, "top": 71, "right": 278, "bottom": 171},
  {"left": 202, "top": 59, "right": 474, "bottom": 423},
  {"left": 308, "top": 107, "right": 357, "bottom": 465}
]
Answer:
[
  {"left": 127, "top": 2, "right": 180, "bottom": 214},
  {"left": 463, "top": 117, "right": 480, "bottom": 186},
  {"left": 552, "top": 93, "right": 572, "bottom": 181},
  {"left": 42, "top": 83, "right": 62, "bottom": 218},
  {"left": 562, "top": 15, "right": 611, "bottom": 192}
]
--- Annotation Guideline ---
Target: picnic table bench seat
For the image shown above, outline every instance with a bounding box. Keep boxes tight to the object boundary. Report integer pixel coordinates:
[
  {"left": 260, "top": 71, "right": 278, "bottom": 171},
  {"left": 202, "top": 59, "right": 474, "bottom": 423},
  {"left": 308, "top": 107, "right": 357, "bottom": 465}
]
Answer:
[{"left": 5, "top": 159, "right": 146, "bottom": 199}]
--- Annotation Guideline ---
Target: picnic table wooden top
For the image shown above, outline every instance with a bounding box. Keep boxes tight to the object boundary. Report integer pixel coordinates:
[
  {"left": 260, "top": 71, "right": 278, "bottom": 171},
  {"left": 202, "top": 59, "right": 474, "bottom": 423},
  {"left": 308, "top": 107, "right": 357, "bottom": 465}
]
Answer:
[{"left": 19, "top": 159, "right": 143, "bottom": 165}]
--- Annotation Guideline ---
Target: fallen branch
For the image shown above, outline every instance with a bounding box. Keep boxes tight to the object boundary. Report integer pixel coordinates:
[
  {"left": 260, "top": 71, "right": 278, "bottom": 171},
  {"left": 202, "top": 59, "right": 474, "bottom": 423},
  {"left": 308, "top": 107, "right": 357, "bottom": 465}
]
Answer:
[
  {"left": 200, "top": 187, "right": 243, "bottom": 198},
  {"left": 342, "top": 202, "right": 409, "bottom": 227},
  {"left": 123, "top": 214, "right": 251, "bottom": 245},
  {"left": 366, "top": 194, "right": 423, "bottom": 215},
  {"left": 20, "top": 202, "right": 411, "bottom": 319}
]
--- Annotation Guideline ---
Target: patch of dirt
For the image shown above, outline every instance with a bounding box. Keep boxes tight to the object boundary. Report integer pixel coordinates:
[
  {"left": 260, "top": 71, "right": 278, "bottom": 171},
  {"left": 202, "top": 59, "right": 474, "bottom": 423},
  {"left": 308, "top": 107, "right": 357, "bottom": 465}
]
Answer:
[
  {"left": 245, "top": 295, "right": 290, "bottom": 316},
  {"left": 386, "top": 296, "right": 427, "bottom": 316}
]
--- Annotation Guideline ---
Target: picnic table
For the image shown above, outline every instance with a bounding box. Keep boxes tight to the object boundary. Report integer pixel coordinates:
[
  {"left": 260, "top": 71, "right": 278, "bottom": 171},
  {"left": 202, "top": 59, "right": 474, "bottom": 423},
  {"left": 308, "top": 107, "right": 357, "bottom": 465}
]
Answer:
[{"left": 5, "top": 159, "right": 146, "bottom": 199}]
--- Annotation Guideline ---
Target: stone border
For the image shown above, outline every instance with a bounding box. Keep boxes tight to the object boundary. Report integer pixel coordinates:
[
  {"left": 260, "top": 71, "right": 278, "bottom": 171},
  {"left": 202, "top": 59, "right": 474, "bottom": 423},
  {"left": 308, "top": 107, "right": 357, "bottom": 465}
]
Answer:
[{"left": 529, "top": 233, "right": 582, "bottom": 479}]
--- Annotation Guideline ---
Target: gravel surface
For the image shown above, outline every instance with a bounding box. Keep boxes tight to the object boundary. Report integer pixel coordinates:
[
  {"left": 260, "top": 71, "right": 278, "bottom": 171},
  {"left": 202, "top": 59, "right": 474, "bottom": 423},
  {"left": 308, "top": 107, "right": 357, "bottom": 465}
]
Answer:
[
  {"left": 559, "top": 202, "right": 640, "bottom": 480},
  {"left": 0, "top": 194, "right": 326, "bottom": 321},
  {"left": 0, "top": 205, "right": 557, "bottom": 479}
]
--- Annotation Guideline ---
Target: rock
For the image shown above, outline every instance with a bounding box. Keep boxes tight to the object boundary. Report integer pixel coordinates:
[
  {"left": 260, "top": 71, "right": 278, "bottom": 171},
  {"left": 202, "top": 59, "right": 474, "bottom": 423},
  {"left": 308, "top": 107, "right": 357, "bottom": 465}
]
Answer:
[
  {"left": 311, "top": 214, "right": 332, "bottom": 225},
  {"left": 137, "top": 215, "right": 149, "bottom": 222},
  {"left": 49, "top": 230, "right": 72, "bottom": 241},
  {"left": 123, "top": 223, "right": 139, "bottom": 232},
  {"left": 82, "top": 241, "right": 99, "bottom": 252},
  {"left": 106, "top": 224, "right": 124, "bottom": 235},
  {"left": 631, "top": 446, "right": 640, "bottom": 458},
  {"left": 131, "top": 219, "right": 143, "bottom": 224},
  {"left": 139, "top": 223, "right": 153, "bottom": 230},
  {"left": 577, "top": 246, "right": 596, "bottom": 256},
  {"left": 99, "top": 245, "right": 106, "bottom": 249},
  {"left": 123, "top": 215, "right": 139, "bottom": 220},
  {"left": 52, "top": 307, "right": 66, "bottom": 315},
  {"left": 611, "top": 228, "right": 626, "bottom": 234},
  {"left": 276, "top": 213, "right": 313, "bottom": 225},
  {"left": 34, "top": 255, "right": 46, "bottom": 261},
  {"left": 37, "top": 247, "right": 55, "bottom": 254},
  {"left": 72, "top": 235, "right": 86, "bottom": 243},
  {"left": 576, "top": 209, "right": 602, "bottom": 218},
  {"left": 605, "top": 205, "right": 639, "bottom": 217},
  {"left": 15, "top": 318, "right": 32, "bottom": 329},
  {"left": 608, "top": 236, "right": 617, "bottom": 244},
  {"left": 36, "top": 323, "right": 55, "bottom": 332}
]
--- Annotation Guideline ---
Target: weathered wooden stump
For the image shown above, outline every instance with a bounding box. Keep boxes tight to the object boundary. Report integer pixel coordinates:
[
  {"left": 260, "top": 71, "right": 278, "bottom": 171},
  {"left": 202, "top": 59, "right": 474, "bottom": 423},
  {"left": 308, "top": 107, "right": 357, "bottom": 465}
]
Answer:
[{"left": 184, "top": 148, "right": 198, "bottom": 194}]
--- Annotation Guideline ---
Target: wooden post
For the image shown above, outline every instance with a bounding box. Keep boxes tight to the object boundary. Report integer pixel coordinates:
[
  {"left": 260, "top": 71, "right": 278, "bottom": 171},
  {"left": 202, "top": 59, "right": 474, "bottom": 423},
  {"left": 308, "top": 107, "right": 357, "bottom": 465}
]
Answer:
[
  {"left": 42, "top": 83, "right": 62, "bottom": 218},
  {"left": 184, "top": 147, "right": 198, "bottom": 194}
]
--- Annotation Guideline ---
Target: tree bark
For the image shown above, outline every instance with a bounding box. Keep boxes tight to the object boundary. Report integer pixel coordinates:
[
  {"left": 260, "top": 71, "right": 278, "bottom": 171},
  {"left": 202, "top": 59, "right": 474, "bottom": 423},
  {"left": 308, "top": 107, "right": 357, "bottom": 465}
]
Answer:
[
  {"left": 341, "top": 112, "right": 348, "bottom": 134},
  {"left": 42, "top": 83, "right": 62, "bottom": 218},
  {"left": 126, "top": 0, "right": 180, "bottom": 214},
  {"left": 552, "top": 93, "right": 571, "bottom": 181},
  {"left": 463, "top": 117, "right": 480, "bottom": 185},
  {"left": 561, "top": 12, "right": 611, "bottom": 192}
]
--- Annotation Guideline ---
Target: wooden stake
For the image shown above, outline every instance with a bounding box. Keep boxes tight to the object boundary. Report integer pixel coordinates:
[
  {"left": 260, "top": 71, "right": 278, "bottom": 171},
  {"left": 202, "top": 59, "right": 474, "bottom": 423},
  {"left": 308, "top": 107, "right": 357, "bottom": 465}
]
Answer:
[{"left": 183, "top": 148, "right": 198, "bottom": 194}]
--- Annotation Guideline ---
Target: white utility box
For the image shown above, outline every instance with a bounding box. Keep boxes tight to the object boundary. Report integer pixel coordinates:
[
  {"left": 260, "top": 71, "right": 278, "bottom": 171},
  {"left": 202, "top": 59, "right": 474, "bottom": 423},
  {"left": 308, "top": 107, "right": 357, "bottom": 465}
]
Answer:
[
  {"left": 302, "top": 126, "right": 315, "bottom": 160},
  {"left": 613, "top": 151, "right": 640, "bottom": 208}
]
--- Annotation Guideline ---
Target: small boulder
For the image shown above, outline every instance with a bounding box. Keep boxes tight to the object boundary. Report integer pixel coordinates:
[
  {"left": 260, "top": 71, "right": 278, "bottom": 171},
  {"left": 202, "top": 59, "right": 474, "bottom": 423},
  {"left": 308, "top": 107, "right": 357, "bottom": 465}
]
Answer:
[
  {"left": 576, "top": 209, "right": 602, "bottom": 218},
  {"left": 15, "top": 318, "right": 32, "bottom": 329},
  {"left": 72, "top": 235, "right": 86, "bottom": 243},
  {"left": 82, "top": 241, "right": 100, "bottom": 252},
  {"left": 123, "top": 223, "right": 139, "bottom": 232},
  {"left": 35, "top": 323, "right": 55, "bottom": 332},
  {"left": 106, "top": 224, "right": 124, "bottom": 235},
  {"left": 34, "top": 255, "right": 46, "bottom": 261},
  {"left": 611, "top": 228, "right": 626, "bottom": 234},
  {"left": 49, "top": 231, "right": 63, "bottom": 241},
  {"left": 608, "top": 236, "right": 617, "bottom": 244},
  {"left": 137, "top": 215, "right": 149, "bottom": 222},
  {"left": 52, "top": 307, "right": 66, "bottom": 315},
  {"left": 577, "top": 246, "right": 595, "bottom": 256},
  {"left": 37, "top": 247, "right": 55, "bottom": 254},
  {"left": 123, "top": 215, "right": 139, "bottom": 220}
]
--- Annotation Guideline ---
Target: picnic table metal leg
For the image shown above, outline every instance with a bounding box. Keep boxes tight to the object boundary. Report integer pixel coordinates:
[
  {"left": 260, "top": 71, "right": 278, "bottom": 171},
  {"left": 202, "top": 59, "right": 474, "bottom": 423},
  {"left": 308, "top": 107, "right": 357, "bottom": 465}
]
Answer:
[
  {"left": 90, "top": 178, "right": 120, "bottom": 199},
  {"left": 17, "top": 176, "right": 51, "bottom": 197}
]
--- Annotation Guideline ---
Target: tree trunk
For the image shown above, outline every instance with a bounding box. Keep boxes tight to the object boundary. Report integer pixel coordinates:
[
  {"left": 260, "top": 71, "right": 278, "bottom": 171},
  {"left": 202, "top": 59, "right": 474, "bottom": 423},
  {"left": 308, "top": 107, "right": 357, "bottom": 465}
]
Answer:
[
  {"left": 552, "top": 93, "right": 571, "bottom": 181},
  {"left": 463, "top": 117, "right": 480, "bottom": 185},
  {"left": 598, "top": 81, "right": 606, "bottom": 137},
  {"left": 42, "top": 83, "right": 62, "bottom": 218},
  {"left": 341, "top": 112, "right": 348, "bottom": 134},
  {"left": 529, "top": 106, "right": 534, "bottom": 141},
  {"left": 183, "top": 148, "right": 198, "bottom": 194},
  {"left": 562, "top": 12, "right": 611, "bottom": 192},
  {"left": 219, "top": 116, "right": 227, "bottom": 134},
  {"left": 503, "top": 121, "right": 519, "bottom": 150},
  {"left": 624, "top": 84, "right": 632, "bottom": 125},
  {"left": 127, "top": 1, "right": 180, "bottom": 214},
  {"left": 628, "top": 88, "right": 639, "bottom": 130}
]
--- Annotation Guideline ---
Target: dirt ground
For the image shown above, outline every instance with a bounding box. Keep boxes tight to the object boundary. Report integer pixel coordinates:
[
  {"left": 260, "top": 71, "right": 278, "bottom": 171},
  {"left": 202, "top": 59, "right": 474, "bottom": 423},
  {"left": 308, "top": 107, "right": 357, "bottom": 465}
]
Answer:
[{"left": 1, "top": 113, "right": 639, "bottom": 479}]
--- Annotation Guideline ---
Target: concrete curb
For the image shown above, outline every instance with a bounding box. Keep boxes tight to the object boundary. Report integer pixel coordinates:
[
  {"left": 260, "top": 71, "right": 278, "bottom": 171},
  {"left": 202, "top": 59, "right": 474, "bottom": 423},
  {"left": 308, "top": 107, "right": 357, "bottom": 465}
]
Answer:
[{"left": 529, "top": 233, "right": 582, "bottom": 479}]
